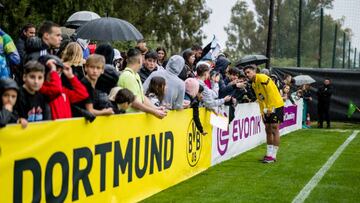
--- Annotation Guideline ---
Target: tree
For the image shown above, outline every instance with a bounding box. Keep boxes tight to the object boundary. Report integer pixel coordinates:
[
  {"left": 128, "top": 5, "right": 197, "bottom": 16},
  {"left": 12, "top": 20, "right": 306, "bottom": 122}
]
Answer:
[
  {"left": 225, "top": 0, "right": 352, "bottom": 67},
  {"left": 113, "top": 0, "right": 211, "bottom": 53},
  {"left": 224, "top": 1, "right": 259, "bottom": 61},
  {"left": 0, "top": 0, "right": 210, "bottom": 54}
]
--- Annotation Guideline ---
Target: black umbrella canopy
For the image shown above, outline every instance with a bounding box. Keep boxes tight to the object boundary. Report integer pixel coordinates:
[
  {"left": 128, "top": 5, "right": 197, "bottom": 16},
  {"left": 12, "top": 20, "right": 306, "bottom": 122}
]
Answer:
[
  {"left": 76, "top": 17, "right": 143, "bottom": 41},
  {"left": 235, "top": 54, "right": 268, "bottom": 67}
]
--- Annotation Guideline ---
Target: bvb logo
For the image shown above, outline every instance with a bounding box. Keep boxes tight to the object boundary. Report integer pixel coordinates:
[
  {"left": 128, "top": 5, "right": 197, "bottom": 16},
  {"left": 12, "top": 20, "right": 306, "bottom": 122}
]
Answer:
[{"left": 186, "top": 119, "right": 202, "bottom": 167}]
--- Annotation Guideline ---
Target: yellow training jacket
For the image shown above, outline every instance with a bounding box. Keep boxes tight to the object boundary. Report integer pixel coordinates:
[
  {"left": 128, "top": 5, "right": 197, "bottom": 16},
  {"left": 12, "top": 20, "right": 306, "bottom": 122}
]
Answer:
[{"left": 251, "top": 74, "right": 284, "bottom": 113}]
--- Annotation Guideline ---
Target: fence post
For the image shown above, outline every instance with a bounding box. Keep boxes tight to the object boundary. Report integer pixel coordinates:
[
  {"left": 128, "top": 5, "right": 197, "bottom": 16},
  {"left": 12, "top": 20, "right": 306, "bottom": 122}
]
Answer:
[
  {"left": 348, "top": 42, "right": 351, "bottom": 68},
  {"left": 354, "top": 48, "right": 357, "bottom": 69},
  {"left": 297, "top": 0, "right": 303, "bottom": 67},
  {"left": 319, "top": 7, "right": 323, "bottom": 68},
  {"left": 266, "top": 0, "right": 275, "bottom": 69},
  {"left": 342, "top": 32, "right": 346, "bottom": 68},
  {"left": 276, "top": 1, "right": 281, "bottom": 57},
  {"left": 331, "top": 24, "right": 337, "bottom": 68}
]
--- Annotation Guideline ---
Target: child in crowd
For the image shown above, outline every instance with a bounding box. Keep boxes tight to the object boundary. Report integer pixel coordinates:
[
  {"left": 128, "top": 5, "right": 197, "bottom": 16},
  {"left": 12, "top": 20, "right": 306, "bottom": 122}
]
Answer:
[
  {"left": 108, "top": 87, "right": 135, "bottom": 114},
  {"left": 16, "top": 60, "right": 51, "bottom": 122},
  {"left": 156, "top": 47, "right": 168, "bottom": 68},
  {"left": 182, "top": 49, "right": 196, "bottom": 79},
  {"left": 281, "top": 84, "right": 295, "bottom": 105},
  {"left": 184, "top": 78, "right": 207, "bottom": 135},
  {"left": 61, "top": 42, "right": 86, "bottom": 82},
  {"left": 145, "top": 76, "right": 166, "bottom": 107},
  {"left": 72, "top": 54, "right": 114, "bottom": 117},
  {"left": 270, "top": 74, "right": 283, "bottom": 91},
  {"left": 293, "top": 88, "right": 303, "bottom": 101},
  {"left": 219, "top": 67, "right": 241, "bottom": 99},
  {"left": 231, "top": 73, "right": 256, "bottom": 104},
  {"left": 0, "top": 78, "right": 27, "bottom": 128},
  {"left": 39, "top": 55, "right": 89, "bottom": 120},
  {"left": 113, "top": 49, "right": 124, "bottom": 72},
  {"left": 197, "top": 64, "right": 231, "bottom": 111},
  {"left": 210, "top": 71, "right": 220, "bottom": 95}
]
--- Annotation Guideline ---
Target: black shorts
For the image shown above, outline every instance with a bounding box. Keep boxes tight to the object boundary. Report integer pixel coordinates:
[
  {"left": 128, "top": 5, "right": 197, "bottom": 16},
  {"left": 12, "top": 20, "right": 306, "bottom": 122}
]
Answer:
[{"left": 264, "top": 107, "right": 284, "bottom": 124}]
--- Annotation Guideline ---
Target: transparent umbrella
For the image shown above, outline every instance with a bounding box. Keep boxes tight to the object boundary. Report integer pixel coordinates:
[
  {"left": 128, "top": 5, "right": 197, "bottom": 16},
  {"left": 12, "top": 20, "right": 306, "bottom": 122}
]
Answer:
[
  {"left": 65, "top": 11, "right": 101, "bottom": 29},
  {"left": 293, "top": 75, "right": 316, "bottom": 86}
]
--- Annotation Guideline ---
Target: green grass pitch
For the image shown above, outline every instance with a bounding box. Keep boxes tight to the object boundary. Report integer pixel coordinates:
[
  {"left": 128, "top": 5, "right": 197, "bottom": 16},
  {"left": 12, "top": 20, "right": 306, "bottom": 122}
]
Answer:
[{"left": 143, "top": 122, "right": 360, "bottom": 202}]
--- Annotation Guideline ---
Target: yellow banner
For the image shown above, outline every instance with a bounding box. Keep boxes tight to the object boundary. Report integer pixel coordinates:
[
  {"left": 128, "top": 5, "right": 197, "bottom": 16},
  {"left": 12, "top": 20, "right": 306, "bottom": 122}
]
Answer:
[{"left": 0, "top": 108, "right": 212, "bottom": 203}]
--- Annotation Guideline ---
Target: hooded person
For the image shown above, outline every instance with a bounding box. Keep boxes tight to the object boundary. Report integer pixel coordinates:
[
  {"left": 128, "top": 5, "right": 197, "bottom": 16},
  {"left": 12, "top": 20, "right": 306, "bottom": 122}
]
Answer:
[
  {"left": 95, "top": 43, "right": 120, "bottom": 94},
  {"left": 214, "top": 56, "right": 230, "bottom": 78},
  {"left": 213, "top": 56, "right": 231, "bottom": 89},
  {"left": 143, "top": 55, "right": 186, "bottom": 110},
  {"left": 0, "top": 78, "right": 22, "bottom": 127},
  {"left": 113, "top": 48, "right": 123, "bottom": 71}
]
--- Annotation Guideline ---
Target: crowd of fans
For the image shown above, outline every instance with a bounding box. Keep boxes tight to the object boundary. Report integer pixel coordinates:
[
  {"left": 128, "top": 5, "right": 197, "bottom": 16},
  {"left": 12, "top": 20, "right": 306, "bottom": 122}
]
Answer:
[{"left": 1, "top": 20, "right": 330, "bottom": 131}]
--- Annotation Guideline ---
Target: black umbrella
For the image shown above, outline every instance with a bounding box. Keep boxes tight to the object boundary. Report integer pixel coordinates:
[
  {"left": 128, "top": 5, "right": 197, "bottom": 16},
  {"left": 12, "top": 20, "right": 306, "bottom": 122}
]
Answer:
[
  {"left": 65, "top": 11, "right": 101, "bottom": 29},
  {"left": 76, "top": 17, "right": 143, "bottom": 41},
  {"left": 235, "top": 55, "right": 268, "bottom": 67}
]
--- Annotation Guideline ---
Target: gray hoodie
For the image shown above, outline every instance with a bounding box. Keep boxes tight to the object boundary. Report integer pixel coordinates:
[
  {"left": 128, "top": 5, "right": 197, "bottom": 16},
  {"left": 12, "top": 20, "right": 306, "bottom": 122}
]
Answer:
[
  {"left": 143, "top": 55, "right": 185, "bottom": 110},
  {"left": 198, "top": 79, "right": 225, "bottom": 111}
]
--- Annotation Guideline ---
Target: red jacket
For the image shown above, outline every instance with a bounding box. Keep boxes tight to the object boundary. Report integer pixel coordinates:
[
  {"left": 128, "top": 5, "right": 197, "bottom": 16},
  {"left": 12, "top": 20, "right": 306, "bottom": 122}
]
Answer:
[
  {"left": 204, "top": 79, "right": 212, "bottom": 89},
  {"left": 40, "top": 71, "right": 89, "bottom": 120}
]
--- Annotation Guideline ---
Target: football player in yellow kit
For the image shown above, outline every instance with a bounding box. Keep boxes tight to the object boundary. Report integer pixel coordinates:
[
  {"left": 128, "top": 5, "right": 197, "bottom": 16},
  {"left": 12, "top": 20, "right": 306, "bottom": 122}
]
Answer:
[{"left": 243, "top": 65, "right": 284, "bottom": 163}]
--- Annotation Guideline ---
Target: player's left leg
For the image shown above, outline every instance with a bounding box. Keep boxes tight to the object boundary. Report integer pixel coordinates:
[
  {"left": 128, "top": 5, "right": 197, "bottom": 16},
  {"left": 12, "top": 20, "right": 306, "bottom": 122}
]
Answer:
[
  {"left": 264, "top": 123, "right": 274, "bottom": 161},
  {"left": 263, "top": 107, "right": 283, "bottom": 163},
  {"left": 271, "top": 123, "right": 280, "bottom": 160}
]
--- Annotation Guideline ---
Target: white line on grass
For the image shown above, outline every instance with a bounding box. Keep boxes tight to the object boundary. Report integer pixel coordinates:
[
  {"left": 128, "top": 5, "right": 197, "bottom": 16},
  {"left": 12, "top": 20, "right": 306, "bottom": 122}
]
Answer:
[
  {"left": 292, "top": 130, "right": 359, "bottom": 203},
  {"left": 325, "top": 129, "right": 351, "bottom": 133}
]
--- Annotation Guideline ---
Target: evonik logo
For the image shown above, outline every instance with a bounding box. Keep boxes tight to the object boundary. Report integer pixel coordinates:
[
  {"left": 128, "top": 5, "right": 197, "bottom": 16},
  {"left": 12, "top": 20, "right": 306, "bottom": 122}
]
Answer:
[{"left": 216, "top": 115, "right": 262, "bottom": 156}]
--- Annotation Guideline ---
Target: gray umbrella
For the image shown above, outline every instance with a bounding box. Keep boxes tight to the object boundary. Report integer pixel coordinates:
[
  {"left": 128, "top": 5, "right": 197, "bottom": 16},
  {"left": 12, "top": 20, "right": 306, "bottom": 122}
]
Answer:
[
  {"left": 293, "top": 75, "right": 316, "bottom": 86},
  {"left": 76, "top": 17, "right": 143, "bottom": 41},
  {"left": 235, "top": 55, "right": 268, "bottom": 67},
  {"left": 65, "top": 11, "right": 101, "bottom": 29}
]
